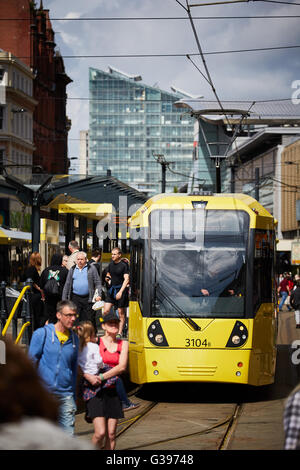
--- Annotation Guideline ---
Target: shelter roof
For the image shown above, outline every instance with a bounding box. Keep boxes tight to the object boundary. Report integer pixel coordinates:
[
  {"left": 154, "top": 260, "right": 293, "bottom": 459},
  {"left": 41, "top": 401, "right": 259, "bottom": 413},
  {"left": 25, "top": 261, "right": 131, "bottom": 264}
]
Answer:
[
  {"left": 226, "top": 127, "right": 300, "bottom": 161},
  {"left": 0, "top": 174, "right": 148, "bottom": 211},
  {"left": 42, "top": 174, "right": 148, "bottom": 210},
  {"left": 174, "top": 99, "right": 300, "bottom": 125}
]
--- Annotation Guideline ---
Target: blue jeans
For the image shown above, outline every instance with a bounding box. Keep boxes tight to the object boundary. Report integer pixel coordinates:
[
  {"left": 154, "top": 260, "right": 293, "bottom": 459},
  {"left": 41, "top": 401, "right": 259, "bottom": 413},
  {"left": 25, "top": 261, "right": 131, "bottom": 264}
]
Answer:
[
  {"left": 57, "top": 395, "right": 77, "bottom": 435},
  {"left": 279, "top": 291, "right": 291, "bottom": 311},
  {"left": 116, "top": 377, "right": 131, "bottom": 407}
]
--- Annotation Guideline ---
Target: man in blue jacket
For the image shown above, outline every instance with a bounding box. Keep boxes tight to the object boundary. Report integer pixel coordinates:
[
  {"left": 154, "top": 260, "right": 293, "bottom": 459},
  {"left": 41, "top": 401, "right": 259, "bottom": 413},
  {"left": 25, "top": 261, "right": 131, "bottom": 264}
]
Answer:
[{"left": 29, "top": 300, "right": 79, "bottom": 435}]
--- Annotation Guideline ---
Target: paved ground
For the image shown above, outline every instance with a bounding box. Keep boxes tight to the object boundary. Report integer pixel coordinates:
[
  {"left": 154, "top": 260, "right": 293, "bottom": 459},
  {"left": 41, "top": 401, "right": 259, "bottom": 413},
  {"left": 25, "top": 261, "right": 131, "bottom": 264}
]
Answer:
[{"left": 75, "top": 306, "right": 300, "bottom": 450}]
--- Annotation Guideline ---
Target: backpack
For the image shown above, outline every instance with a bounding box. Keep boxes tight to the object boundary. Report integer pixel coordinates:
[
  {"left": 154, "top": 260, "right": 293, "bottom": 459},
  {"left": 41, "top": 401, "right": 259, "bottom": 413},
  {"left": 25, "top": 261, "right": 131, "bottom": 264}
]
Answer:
[{"left": 43, "top": 269, "right": 60, "bottom": 296}]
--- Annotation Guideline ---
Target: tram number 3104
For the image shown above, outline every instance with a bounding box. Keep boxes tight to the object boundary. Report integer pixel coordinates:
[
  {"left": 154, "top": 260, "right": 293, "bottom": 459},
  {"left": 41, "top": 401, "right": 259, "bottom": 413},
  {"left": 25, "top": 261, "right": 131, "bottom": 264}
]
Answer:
[{"left": 185, "top": 338, "right": 210, "bottom": 348}]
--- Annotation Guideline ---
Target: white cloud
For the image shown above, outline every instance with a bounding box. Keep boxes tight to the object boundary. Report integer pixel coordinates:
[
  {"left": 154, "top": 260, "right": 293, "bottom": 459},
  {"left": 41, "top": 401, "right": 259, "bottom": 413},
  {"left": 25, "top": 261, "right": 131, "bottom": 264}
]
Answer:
[{"left": 62, "top": 12, "right": 81, "bottom": 19}]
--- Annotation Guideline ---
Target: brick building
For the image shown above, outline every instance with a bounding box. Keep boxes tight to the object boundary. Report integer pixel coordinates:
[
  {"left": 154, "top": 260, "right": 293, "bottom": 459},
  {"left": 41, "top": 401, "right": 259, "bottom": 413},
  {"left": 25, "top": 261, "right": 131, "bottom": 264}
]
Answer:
[{"left": 0, "top": 0, "right": 72, "bottom": 174}]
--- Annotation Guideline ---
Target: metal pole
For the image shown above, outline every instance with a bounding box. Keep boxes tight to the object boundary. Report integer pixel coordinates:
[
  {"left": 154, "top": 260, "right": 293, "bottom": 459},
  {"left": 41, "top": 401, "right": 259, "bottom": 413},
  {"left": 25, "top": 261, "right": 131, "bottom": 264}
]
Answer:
[
  {"left": 0, "top": 281, "right": 7, "bottom": 334},
  {"left": 215, "top": 158, "right": 221, "bottom": 193},
  {"left": 162, "top": 163, "right": 166, "bottom": 193},
  {"left": 92, "top": 220, "right": 98, "bottom": 249},
  {"left": 65, "top": 213, "right": 74, "bottom": 253},
  {"left": 255, "top": 167, "right": 260, "bottom": 201},
  {"left": 31, "top": 194, "right": 40, "bottom": 252},
  {"left": 153, "top": 154, "right": 173, "bottom": 194},
  {"left": 230, "top": 165, "right": 236, "bottom": 193}
]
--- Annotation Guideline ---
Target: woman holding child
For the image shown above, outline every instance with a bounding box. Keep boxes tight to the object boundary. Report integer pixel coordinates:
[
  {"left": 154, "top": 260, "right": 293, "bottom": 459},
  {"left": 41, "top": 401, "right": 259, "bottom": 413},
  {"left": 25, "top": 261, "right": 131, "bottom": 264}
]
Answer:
[{"left": 77, "top": 311, "right": 128, "bottom": 450}]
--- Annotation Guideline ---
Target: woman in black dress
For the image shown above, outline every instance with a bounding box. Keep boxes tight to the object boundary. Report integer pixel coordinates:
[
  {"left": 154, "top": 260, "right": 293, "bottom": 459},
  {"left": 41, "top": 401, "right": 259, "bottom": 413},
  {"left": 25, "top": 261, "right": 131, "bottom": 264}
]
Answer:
[{"left": 81, "top": 312, "right": 128, "bottom": 450}]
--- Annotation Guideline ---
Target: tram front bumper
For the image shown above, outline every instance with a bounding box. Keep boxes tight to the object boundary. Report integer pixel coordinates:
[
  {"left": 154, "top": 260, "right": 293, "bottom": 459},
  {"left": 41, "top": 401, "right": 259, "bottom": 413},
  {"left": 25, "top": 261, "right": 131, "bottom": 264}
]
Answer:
[{"left": 129, "top": 347, "right": 275, "bottom": 386}]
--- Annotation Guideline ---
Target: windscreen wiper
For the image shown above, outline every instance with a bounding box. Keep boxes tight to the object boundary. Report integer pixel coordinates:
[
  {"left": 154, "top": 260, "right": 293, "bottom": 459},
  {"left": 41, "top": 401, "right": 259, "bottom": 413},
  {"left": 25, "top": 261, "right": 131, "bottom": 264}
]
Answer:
[
  {"left": 156, "top": 283, "right": 201, "bottom": 331},
  {"left": 151, "top": 255, "right": 200, "bottom": 331}
]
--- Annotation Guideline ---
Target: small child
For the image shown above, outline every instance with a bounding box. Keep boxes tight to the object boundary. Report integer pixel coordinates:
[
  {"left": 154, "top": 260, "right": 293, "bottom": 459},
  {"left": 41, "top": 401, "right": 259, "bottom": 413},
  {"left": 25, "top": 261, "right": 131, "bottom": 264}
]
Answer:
[
  {"left": 77, "top": 321, "right": 103, "bottom": 377},
  {"left": 77, "top": 321, "right": 104, "bottom": 419}
]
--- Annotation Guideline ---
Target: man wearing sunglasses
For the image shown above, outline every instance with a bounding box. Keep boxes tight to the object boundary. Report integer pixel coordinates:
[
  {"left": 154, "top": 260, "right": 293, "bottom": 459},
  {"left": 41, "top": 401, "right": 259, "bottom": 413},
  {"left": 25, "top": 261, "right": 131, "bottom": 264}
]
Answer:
[{"left": 29, "top": 300, "right": 79, "bottom": 435}]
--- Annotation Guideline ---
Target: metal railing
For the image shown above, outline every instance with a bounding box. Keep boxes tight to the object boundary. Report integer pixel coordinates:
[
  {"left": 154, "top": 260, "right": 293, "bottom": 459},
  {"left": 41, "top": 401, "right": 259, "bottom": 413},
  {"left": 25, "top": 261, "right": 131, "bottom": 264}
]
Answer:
[
  {"left": 0, "top": 279, "right": 33, "bottom": 345},
  {"left": 15, "top": 322, "right": 31, "bottom": 345}
]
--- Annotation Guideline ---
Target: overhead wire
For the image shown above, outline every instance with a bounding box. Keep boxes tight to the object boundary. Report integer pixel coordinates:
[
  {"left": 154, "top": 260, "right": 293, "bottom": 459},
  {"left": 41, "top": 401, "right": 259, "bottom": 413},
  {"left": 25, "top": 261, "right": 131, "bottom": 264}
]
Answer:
[
  {"left": 9, "top": 44, "right": 300, "bottom": 61},
  {"left": 174, "top": 0, "right": 300, "bottom": 194},
  {"left": 38, "top": 96, "right": 297, "bottom": 102},
  {"left": 1, "top": 14, "right": 300, "bottom": 21},
  {"left": 256, "top": 0, "right": 300, "bottom": 5},
  {"left": 166, "top": 163, "right": 207, "bottom": 185},
  {"left": 3, "top": 4, "right": 298, "bottom": 188},
  {"left": 176, "top": 0, "right": 247, "bottom": 161}
]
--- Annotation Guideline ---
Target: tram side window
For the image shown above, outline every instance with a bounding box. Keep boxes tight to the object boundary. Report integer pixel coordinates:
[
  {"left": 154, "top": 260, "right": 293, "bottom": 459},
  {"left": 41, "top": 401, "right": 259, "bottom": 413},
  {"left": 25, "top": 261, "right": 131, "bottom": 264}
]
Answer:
[
  {"left": 130, "top": 242, "right": 143, "bottom": 304},
  {"left": 252, "top": 230, "right": 275, "bottom": 311},
  {"left": 130, "top": 243, "right": 138, "bottom": 301}
]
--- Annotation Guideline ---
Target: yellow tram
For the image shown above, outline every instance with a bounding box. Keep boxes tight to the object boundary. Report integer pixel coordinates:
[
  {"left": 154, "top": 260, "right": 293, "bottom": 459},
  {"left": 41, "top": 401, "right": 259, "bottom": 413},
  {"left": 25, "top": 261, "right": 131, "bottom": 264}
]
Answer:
[{"left": 128, "top": 193, "right": 277, "bottom": 386}]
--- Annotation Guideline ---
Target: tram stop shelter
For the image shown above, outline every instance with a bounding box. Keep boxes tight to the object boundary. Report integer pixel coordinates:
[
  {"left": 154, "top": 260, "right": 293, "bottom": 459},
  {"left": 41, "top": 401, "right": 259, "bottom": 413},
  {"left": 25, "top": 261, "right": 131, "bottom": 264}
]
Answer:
[{"left": 0, "top": 172, "right": 147, "bottom": 262}]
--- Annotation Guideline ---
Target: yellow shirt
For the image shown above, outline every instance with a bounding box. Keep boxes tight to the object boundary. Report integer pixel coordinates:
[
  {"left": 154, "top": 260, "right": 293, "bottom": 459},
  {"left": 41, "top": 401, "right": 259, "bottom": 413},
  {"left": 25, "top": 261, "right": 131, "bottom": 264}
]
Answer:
[{"left": 55, "top": 329, "right": 70, "bottom": 344}]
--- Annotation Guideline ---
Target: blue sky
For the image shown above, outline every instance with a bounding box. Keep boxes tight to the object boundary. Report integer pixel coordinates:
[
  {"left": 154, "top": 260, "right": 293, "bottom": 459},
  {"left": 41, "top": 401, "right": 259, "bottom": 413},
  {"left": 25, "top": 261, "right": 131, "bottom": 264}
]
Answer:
[{"left": 42, "top": 0, "right": 300, "bottom": 163}]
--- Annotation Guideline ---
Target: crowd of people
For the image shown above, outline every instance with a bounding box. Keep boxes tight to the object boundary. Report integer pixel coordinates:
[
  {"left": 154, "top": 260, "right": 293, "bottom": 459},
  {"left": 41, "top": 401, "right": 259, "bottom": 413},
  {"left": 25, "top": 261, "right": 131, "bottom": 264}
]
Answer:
[
  {"left": 21, "top": 242, "right": 130, "bottom": 333},
  {"left": 3, "top": 241, "right": 139, "bottom": 450},
  {"left": 278, "top": 272, "right": 300, "bottom": 327}
]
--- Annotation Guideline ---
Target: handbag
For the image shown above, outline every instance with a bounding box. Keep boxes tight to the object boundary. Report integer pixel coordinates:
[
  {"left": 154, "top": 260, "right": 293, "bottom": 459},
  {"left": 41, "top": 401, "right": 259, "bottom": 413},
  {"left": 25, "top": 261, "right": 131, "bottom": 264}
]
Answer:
[
  {"left": 92, "top": 288, "right": 99, "bottom": 303},
  {"left": 92, "top": 300, "right": 104, "bottom": 311}
]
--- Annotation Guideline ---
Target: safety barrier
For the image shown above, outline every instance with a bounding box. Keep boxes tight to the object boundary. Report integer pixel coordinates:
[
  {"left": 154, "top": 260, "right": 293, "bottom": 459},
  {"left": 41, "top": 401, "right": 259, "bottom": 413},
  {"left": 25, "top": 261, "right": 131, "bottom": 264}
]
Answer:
[
  {"left": 15, "top": 322, "right": 31, "bottom": 345},
  {"left": 0, "top": 280, "right": 33, "bottom": 345}
]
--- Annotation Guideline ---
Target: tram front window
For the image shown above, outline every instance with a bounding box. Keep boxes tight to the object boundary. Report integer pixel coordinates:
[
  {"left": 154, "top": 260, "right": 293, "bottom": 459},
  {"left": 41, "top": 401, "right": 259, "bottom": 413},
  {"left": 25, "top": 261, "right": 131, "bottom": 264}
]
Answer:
[{"left": 150, "top": 209, "right": 249, "bottom": 318}]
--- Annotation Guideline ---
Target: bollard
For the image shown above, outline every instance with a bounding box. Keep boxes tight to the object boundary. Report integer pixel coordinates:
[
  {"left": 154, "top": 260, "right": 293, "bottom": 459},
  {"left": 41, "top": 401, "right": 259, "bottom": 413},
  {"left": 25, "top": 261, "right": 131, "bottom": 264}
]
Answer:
[{"left": 11, "top": 281, "right": 19, "bottom": 291}]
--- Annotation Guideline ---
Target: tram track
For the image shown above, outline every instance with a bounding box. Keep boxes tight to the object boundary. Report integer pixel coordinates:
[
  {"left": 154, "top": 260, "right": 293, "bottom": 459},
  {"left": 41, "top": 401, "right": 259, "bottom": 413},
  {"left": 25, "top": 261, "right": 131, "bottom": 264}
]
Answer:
[
  {"left": 218, "top": 403, "right": 243, "bottom": 450},
  {"left": 116, "top": 399, "right": 243, "bottom": 450},
  {"left": 116, "top": 401, "right": 159, "bottom": 440}
]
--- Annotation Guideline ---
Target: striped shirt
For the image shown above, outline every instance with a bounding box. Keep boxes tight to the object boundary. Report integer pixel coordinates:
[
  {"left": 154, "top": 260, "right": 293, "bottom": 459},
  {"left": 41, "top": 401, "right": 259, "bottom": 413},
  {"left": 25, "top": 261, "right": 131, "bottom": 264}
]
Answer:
[{"left": 284, "top": 390, "right": 300, "bottom": 449}]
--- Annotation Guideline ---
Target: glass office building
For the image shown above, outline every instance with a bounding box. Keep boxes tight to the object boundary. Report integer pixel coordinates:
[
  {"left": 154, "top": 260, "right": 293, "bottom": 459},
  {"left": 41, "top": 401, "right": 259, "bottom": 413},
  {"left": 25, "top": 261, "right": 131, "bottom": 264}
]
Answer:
[{"left": 89, "top": 66, "right": 196, "bottom": 195}]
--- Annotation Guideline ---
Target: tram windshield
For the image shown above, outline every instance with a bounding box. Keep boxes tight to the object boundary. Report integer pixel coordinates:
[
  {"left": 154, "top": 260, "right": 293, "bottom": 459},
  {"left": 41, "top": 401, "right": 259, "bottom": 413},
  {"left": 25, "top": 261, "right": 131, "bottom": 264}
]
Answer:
[{"left": 149, "top": 209, "right": 249, "bottom": 318}]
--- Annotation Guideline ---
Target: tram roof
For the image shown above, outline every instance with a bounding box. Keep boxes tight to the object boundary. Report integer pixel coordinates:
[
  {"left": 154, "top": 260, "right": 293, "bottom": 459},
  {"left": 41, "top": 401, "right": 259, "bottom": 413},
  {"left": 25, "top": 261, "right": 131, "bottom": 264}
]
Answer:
[{"left": 130, "top": 192, "right": 273, "bottom": 223}]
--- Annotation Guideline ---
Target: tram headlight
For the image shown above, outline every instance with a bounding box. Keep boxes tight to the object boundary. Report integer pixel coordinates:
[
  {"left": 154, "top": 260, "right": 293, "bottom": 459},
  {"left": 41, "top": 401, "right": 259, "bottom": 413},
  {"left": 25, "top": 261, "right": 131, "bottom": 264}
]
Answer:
[
  {"left": 232, "top": 335, "right": 241, "bottom": 345},
  {"left": 226, "top": 321, "right": 248, "bottom": 348},
  {"left": 147, "top": 320, "right": 168, "bottom": 347},
  {"left": 155, "top": 334, "right": 164, "bottom": 344}
]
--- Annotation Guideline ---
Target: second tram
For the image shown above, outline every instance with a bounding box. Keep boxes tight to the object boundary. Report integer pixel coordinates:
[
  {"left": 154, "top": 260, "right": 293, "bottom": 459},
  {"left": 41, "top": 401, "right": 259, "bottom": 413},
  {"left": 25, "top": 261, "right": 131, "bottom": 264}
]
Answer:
[{"left": 128, "top": 193, "right": 277, "bottom": 386}]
